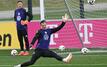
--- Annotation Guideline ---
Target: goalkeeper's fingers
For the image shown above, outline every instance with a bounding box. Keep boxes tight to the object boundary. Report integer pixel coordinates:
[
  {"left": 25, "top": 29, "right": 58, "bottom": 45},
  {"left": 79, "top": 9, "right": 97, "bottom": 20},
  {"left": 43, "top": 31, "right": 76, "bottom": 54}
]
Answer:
[{"left": 64, "top": 13, "right": 69, "bottom": 19}]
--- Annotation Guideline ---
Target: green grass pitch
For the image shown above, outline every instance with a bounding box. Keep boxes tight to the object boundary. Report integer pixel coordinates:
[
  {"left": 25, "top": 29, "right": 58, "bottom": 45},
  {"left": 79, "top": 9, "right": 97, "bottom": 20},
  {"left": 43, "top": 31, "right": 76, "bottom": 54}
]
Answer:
[{"left": 0, "top": 50, "right": 107, "bottom": 67}]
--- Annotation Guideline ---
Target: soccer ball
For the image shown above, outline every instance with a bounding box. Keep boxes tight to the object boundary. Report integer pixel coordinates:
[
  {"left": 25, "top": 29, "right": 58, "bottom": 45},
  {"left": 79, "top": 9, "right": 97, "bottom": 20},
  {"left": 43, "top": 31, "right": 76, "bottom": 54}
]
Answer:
[
  {"left": 11, "top": 49, "right": 18, "bottom": 56},
  {"left": 87, "top": 0, "right": 95, "bottom": 5},
  {"left": 59, "top": 45, "right": 65, "bottom": 51},
  {"left": 81, "top": 48, "right": 89, "bottom": 54}
]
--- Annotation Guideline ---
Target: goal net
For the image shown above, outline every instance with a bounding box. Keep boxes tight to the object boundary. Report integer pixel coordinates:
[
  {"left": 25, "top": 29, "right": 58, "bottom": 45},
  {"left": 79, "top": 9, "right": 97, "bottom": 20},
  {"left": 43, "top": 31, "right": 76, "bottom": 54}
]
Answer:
[
  {"left": 44, "top": 0, "right": 107, "bottom": 53},
  {"left": 44, "top": 0, "right": 107, "bottom": 19}
]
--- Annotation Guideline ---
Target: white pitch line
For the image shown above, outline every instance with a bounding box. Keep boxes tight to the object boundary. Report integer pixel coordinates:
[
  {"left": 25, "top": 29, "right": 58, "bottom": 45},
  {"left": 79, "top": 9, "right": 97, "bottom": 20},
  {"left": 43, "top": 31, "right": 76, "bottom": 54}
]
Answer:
[
  {"left": 58, "top": 50, "right": 107, "bottom": 55},
  {"left": 0, "top": 64, "right": 107, "bottom": 67},
  {"left": 0, "top": 54, "right": 107, "bottom": 57}
]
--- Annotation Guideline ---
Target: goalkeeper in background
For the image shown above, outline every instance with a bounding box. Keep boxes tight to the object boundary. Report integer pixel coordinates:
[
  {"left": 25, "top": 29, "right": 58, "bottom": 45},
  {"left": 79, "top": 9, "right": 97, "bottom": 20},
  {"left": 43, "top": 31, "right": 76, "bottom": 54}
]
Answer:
[
  {"left": 14, "top": 1, "right": 33, "bottom": 56},
  {"left": 14, "top": 14, "right": 72, "bottom": 67}
]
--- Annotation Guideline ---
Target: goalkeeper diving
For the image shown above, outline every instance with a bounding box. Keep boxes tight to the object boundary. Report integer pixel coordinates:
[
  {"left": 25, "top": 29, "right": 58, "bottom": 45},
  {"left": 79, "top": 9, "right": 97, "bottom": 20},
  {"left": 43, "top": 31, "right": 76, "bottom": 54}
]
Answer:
[{"left": 14, "top": 14, "right": 72, "bottom": 67}]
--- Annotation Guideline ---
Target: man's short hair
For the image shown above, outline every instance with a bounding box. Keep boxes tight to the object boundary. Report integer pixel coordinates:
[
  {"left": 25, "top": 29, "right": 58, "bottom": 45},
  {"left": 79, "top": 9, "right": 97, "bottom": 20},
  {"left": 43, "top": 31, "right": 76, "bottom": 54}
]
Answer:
[
  {"left": 17, "top": 0, "right": 23, "bottom": 3},
  {"left": 40, "top": 20, "right": 46, "bottom": 24}
]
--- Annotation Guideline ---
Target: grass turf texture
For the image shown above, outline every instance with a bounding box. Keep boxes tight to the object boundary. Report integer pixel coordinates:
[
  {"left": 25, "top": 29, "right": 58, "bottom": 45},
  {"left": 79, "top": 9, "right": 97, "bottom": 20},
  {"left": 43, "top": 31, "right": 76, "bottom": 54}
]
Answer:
[
  {"left": 1, "top": 9, "right": 107, "bottom": 21},
  {"left": 0, "top": 0, "right": 107, "bottom": 21},
  {"left": 0, "top": 50, "right": 107, "bottom": 67},
  {"left": 0, "top": 0, "right": 107, "bottom": 11}
]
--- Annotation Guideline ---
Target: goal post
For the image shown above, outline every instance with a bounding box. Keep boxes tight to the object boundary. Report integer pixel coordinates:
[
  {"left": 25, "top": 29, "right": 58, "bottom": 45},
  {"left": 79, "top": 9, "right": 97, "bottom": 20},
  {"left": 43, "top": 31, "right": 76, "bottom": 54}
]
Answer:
[
  {"left": 28, "top": 0, "right": 32, "bottom": 14},
  {"left": 40, "top": 0, "right": 45, "bottom": 20}
]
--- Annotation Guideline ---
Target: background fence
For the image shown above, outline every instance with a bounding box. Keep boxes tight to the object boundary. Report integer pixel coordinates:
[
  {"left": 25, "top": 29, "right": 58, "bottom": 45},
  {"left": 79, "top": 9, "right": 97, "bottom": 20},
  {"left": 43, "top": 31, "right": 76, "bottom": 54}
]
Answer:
[{"left": 0, "top": 0, "right": 107, "bottom": 21}]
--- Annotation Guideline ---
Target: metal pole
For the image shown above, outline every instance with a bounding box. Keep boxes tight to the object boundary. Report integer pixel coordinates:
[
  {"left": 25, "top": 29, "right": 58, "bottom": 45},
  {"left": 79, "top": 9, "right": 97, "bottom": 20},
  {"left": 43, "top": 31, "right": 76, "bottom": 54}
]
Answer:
[
  {"left": 80, "top": 0, "right": 84, "bottom": 18},
  {"left": 40, "top": 0, "right": 45, "bottom": 20},
  {"left": 28, "top": 0, "right": 32, "bottom": 14}
]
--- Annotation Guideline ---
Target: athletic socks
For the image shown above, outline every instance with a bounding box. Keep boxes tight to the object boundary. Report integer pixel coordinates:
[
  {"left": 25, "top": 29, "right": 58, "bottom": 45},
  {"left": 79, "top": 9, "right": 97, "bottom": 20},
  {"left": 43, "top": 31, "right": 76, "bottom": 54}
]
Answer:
[{"left": 63, "top": 53, "right": 72, "bottom": 63}]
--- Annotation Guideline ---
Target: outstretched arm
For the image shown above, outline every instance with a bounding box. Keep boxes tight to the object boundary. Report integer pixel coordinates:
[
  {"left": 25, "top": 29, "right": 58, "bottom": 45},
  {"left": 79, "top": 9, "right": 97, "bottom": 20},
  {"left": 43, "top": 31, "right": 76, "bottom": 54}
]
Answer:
[
  {"left": 51, "top": 22, "right": 66, "bottom": 33},
  {"left": 51, "top": 14, "right": 69, "bottom": 33},
  {"left": 30, "top": 30, "right": 40, "bottom": 46}
]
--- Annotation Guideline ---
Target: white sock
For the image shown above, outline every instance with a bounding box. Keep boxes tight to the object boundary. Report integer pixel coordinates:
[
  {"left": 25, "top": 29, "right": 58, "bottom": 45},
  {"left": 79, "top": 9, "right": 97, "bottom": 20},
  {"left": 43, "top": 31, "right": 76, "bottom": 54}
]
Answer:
[
  {"left": 62, "top": 53, "right": 72, "bottom": 63},
  {"left": 62, "top": 58, "right": 67, "bottom": 62},
  {"left": 14, "top": 64, "right": 21, "bottom": 67}
]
